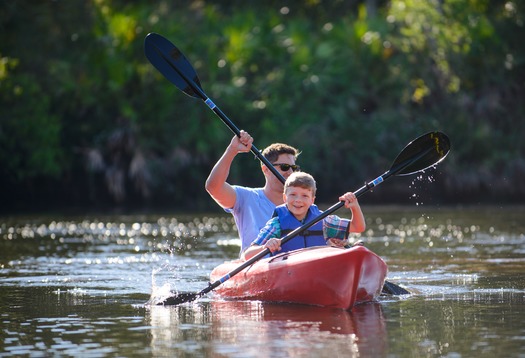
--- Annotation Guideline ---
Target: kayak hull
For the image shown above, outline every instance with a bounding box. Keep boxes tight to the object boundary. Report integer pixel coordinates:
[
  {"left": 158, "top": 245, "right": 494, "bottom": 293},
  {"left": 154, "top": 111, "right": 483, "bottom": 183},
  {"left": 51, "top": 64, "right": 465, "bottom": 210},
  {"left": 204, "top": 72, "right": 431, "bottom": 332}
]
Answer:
[{"left": 209, "top": 245, "right": 387, "bottom": 310}]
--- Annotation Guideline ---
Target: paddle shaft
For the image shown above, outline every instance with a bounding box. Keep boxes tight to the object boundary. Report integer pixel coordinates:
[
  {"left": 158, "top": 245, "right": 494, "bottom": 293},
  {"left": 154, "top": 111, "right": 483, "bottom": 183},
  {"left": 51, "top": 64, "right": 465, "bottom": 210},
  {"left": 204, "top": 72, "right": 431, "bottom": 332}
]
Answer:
[{"left": 151, "top": 45, "right": 287, "bottom": 184}]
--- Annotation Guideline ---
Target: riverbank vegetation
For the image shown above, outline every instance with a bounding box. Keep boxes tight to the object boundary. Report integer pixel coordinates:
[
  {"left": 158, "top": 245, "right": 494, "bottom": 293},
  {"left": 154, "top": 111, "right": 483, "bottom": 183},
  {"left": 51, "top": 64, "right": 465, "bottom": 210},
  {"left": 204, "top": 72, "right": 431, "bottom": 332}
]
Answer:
[{"left": 1, "top": 1, "right": 524, "bottom": 212}]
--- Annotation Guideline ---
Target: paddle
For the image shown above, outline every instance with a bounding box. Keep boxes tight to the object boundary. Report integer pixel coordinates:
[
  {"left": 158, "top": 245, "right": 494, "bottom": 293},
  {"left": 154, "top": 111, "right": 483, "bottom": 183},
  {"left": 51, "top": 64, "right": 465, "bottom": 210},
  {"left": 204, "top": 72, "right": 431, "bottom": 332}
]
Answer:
[
  {"left": 144, "top": 32, "right": 287, "bottom": 184},
  {"left": 157, "top": 131, "right": 450, "bottom": 305}
]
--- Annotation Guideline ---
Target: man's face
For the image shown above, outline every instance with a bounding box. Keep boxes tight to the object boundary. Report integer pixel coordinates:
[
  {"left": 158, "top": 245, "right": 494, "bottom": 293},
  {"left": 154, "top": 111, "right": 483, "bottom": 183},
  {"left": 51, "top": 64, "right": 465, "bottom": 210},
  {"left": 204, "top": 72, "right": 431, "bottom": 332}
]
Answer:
[{"left": 263, "top": 153, "right": 299, "bottom": 186}]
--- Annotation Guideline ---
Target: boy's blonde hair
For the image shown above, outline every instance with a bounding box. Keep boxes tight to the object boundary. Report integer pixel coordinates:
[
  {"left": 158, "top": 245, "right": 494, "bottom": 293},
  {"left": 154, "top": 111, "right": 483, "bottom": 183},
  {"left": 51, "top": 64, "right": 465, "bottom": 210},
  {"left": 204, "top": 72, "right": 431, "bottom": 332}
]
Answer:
[{"left": 284, "top": 172, "right": 317, "bottom": 196}]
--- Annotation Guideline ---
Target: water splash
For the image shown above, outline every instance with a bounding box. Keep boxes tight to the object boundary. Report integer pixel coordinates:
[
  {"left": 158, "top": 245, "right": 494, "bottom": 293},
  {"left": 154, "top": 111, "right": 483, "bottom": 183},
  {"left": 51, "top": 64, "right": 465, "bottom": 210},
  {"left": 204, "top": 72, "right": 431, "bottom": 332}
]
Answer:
[
  {"left": 407, "top": 170, "right": 438, "bottom": 207},
  {"left": 146, "top": 267, "right": 176, "bottom": 306}
]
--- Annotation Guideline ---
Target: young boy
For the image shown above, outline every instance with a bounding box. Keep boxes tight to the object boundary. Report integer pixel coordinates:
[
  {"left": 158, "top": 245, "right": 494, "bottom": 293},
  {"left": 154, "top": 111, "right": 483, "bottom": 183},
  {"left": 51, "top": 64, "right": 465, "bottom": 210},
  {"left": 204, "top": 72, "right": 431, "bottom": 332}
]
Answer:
[{"left": 243, "top": 172, "right": 366, "bottom": 260}]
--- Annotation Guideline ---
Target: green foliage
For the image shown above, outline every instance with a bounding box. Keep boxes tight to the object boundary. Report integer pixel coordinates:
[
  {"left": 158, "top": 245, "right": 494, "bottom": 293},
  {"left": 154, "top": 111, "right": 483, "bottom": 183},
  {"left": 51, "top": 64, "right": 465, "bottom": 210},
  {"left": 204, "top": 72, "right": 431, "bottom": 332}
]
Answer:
[
  {"left": 1, "top": 0, "right": 524, "bottom": 211},
  {"left": 0, "top": 62, "right": 62, "bottom": 181}
]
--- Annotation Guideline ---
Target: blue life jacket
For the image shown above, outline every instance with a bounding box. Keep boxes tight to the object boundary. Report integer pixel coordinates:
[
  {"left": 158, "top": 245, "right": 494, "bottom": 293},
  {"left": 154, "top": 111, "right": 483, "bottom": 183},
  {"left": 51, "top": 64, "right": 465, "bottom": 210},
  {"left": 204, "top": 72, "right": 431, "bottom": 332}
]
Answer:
[{"left": 274, "top": 204, "right": 325, "bottom": 253}]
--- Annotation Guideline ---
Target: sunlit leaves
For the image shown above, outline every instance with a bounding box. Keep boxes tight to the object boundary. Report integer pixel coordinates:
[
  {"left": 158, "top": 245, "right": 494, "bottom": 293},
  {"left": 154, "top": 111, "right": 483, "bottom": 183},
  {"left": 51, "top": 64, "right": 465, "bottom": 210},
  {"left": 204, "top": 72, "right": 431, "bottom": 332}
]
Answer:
[
  {"left": 108, "top": 13, "right": 138, "bottom": 45},
  {"left": 0, "top": 55, "right": 18, "bottom": 81}
]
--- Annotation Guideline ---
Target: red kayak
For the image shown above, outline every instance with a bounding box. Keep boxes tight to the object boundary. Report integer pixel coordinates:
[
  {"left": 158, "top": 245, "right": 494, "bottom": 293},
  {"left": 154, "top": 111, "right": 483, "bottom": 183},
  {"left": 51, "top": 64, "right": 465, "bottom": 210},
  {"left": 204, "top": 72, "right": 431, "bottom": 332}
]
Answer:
[{"left": 209, "top": 245, "right": 387, "bottom": 310}]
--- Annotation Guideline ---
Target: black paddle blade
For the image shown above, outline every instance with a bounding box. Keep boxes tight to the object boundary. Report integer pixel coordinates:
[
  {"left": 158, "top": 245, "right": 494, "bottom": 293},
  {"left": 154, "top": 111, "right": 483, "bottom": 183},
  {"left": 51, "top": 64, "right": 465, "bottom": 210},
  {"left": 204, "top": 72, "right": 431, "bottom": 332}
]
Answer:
[
  {"left": 157, "top": 292, "right": 200, "bottom": 306},
  {"left": 144, "top": 32, "right": 202, "bottom": 98},
  {"left": 392, "top": 131, "right": 450, "bottom": 176},
  {"left": 381, "top": 281, "right": 410, "bottom": 295}
]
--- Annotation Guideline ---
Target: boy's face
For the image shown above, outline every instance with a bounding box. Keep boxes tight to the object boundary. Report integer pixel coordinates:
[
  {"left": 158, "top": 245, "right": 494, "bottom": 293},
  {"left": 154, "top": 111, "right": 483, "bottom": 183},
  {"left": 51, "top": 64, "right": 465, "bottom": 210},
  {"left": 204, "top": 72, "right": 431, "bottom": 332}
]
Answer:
[{"left": 283, "top": 186, "right": 315, "bottom": 221}]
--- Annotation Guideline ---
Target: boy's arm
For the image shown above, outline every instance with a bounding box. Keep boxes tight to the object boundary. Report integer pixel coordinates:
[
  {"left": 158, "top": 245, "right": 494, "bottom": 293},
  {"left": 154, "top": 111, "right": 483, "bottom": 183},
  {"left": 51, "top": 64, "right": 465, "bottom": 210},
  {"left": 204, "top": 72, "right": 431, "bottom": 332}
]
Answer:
[
  {"left": 349, "top": 203, "right": 366, "bottom": 233},
  {"left": 242, "top": 244, "right": 266, "bottom": 261},
  {"left": 242, "top": 217, "right": 281, "bottom": 260},
  {"left": 339, "top": 192, "right": 366, "bottom": 233}
]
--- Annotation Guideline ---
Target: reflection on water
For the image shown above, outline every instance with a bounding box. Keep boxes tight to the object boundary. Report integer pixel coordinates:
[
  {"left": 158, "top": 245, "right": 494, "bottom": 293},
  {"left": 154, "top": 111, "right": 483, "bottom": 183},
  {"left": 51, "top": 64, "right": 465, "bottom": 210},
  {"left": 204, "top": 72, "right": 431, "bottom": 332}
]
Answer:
[
  {"left": 385, "top": 294, "right": 525, "bottom": 357},
  {"left": 1, "top": 206, "right": 524, "bottom": 357},
  {"left": 146, "top": 300, "right": 386, "bottom": 357}
]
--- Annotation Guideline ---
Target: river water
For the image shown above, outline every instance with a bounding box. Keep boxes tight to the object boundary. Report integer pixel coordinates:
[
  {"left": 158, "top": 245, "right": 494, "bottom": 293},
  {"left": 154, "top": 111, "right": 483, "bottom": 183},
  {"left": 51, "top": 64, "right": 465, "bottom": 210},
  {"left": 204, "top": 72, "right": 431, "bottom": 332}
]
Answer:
[{"left": 1, "top": 206, "right": 524, "bottom": 357}]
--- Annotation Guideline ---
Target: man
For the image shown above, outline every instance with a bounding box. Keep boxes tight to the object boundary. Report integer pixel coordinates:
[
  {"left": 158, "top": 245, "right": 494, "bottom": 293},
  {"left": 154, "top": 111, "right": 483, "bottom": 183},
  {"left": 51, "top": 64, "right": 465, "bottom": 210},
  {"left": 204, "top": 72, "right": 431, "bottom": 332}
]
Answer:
[{"left": 205, "top": 130, "right": 300, "bottom": 254}]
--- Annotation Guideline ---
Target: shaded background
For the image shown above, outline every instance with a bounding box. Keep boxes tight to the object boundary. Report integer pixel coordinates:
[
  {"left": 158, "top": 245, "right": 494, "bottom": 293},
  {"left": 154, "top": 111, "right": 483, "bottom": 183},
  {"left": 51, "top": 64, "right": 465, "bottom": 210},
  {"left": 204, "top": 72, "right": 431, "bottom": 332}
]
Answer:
[{"left": 1, "top": 0, "right": 524, "bottom": 213}]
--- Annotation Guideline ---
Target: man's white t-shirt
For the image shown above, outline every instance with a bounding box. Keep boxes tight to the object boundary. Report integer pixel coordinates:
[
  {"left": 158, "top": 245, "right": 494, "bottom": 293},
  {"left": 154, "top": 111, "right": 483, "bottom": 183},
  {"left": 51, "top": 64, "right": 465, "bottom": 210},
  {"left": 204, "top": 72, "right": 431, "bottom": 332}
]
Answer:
[{"left": 225, "top": 186, "right": 276, "bottom": 254}]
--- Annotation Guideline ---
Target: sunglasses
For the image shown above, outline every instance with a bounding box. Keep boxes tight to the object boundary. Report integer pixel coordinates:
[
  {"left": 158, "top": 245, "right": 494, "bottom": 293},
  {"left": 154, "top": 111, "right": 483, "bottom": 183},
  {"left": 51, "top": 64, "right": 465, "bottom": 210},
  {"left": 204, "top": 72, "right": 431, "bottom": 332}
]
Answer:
[{"left": 272, "top": 163, "right": 301, "bottom": 172}]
